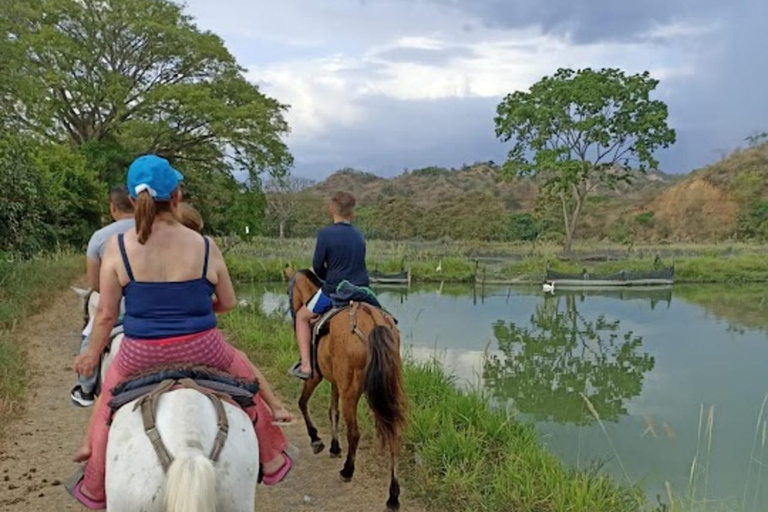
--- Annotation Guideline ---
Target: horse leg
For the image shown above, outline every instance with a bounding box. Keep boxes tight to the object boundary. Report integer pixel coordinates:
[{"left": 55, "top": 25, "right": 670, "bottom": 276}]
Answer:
[
  {"left": 339, "top": 386, "right": 362, "bottom": 482},
  {"left": 329, "top": 383, "right": 342, "bottom": 458},
  {"left": 387, "top": 446, "right": 401, "bottom": 510},
  {"left": 298, "top": 374, "right": 325, "bottom": 454}
]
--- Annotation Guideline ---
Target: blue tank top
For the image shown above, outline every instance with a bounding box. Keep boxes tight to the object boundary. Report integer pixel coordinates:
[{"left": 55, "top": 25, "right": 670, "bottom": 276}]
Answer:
[{"left": 118, "top": 234, "right": 217, "bottom": 340}]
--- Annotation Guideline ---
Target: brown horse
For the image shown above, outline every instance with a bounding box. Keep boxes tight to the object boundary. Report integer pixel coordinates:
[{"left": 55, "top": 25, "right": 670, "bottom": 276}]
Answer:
[{"left": 285, "top": 268, "right": 407, "bottom": 510}]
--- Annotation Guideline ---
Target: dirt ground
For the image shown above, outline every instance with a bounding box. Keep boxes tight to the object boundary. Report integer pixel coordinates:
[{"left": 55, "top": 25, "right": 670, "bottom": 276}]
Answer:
[{"left": 0, "top": 286, "right": 427, "bottom": 512}]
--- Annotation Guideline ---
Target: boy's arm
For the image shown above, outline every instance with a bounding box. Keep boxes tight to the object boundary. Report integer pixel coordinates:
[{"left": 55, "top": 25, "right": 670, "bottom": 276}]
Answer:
[{"left": 312, "top": 232, "right": 327, "bottom": 280}]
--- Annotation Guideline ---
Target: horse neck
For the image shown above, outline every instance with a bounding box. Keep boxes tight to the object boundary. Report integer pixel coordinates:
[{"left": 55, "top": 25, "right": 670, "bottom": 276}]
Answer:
[{"left": 292, "top": 274, "right": 320, "bottom": 314}]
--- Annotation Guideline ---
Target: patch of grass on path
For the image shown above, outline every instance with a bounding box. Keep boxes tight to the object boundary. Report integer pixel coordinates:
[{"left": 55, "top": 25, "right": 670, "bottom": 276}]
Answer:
[
  {"left": 0, "top": 253, "right": 81, "bottom": 421},
  {"left": 220, "top": 306, "right": 652, "bottom": 512}
]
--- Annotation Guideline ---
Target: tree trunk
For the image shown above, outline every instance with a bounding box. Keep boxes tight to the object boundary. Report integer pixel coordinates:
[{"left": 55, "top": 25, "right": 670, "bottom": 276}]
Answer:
[
  {"left": 561, "top": 189, "right": 585, "bottom": 253},
  {"left": 279, "top": 221, "right": 285, "bottom": 239}
]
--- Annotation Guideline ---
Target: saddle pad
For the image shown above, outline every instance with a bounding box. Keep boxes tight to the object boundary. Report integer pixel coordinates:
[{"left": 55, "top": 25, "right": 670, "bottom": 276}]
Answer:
[
  {"left": 111, "top": 366, "right": 259, "bottom": 406},
  {"left": 109, "top": 379, "right": 255, "bottom": 411},
  {"left": 312, "top": 307, "right": 348, "bottom": 341}
]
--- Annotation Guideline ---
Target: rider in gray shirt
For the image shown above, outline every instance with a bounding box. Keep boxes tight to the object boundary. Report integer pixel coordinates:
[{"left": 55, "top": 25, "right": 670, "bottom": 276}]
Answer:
[{"left": 71, "top": 186, "right": 134, "bottom": 407}]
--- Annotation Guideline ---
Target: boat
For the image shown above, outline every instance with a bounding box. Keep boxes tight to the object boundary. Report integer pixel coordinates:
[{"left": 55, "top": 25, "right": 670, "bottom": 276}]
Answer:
[
  {"left": 544, "top": 266, "right": 674, "bottom": 288},
  {"left": 370, "top": 269, "right": 411, "bottom": 285}
]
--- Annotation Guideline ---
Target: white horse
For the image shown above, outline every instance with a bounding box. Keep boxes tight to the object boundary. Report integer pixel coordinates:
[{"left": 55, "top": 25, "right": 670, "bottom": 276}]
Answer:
[
  {"left": 107, "top": 389, "right": 259, "bottom": 512},
  {"left": 71, "top": 288, "right": 260, "bottom": 511},
  {"left": 71, "top": 287, "right": 124, "bottom": 388}
]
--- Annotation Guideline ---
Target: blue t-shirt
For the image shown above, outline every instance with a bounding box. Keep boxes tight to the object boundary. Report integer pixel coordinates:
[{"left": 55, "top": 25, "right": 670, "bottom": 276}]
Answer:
[{"left": 313, "top": 222, "right": 369, "bottom": 296}]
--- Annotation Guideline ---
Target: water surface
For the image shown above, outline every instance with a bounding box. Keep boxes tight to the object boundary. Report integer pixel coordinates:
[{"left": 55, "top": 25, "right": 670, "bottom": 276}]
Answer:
[{"left": 238, "top": 281, "right": 768, "bottom": 511}]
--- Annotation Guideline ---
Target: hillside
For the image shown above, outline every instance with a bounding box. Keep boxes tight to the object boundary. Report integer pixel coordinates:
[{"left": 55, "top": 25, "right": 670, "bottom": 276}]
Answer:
[
  {"left": 631, "top": 144, "right": 768, "bottom": 241},
  {"left": 284, "top": 146, "right": 768, "bottom": 243}
]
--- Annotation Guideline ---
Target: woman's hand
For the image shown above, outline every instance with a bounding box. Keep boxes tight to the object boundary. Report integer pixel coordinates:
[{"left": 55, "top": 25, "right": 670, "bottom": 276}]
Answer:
[
  {"left": 271, "top": 404, "right": 294, "bottom": 424},
  {"left": 73, "top": 349, "right": 100, "bottom": 377}
]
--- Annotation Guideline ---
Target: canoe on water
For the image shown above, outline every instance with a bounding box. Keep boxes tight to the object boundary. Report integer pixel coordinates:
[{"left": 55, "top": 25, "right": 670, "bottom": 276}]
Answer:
[
  {"left": 545, "top": 266, "right": 675, "bottom": 288},
  {"left": 370, "top": 269, "right": 411, "bottom": 285}
]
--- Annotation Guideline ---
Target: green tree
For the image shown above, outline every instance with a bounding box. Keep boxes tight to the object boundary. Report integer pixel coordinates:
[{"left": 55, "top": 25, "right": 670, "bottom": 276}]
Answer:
[
  {"left": 495, "top": 68, "right": 676, "bottom": 252},
  {"left": 2, "top": 0, "right": 292, "bottom": 191}
]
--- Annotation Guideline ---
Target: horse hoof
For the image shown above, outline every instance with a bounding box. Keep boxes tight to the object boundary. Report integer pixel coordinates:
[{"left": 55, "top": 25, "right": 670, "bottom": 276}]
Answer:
[
  {"left": 340, "top": 464, "right": 354, "bottom": 482},
  {"left": 329, "top": 440, "right": 342, "bottom": 458},
  {"left": 311, "top": 440, "right": 325, "bottom": 454},
  {"left": 386, "top": 498, "right": 400, "bottom": 510}
]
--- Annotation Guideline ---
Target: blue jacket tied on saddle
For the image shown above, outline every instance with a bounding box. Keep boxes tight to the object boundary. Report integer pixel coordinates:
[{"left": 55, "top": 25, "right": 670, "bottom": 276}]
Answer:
[{"left": 330, "top": 280, "right": 383, "bottom": 310}]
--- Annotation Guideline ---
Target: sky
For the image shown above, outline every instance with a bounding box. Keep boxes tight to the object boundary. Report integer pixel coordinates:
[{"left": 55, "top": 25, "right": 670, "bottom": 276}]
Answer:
[{"left": 183, "top": 0, "right": 767, "bottom": 179}]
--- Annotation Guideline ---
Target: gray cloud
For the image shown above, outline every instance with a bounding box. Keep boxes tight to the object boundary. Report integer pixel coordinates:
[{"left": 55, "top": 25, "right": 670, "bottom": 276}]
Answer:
[
  {"left": 373, "top": 46, "right": 476, "bottom": 66},
  {"left": 421, "top": 0, "right": 717, "bottom": 43}
]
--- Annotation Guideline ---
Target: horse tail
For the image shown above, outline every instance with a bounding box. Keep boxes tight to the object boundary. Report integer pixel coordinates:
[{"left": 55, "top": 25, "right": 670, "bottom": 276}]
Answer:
[
  {"left": 364, "top": 325, "right": 408, "bottom": 456},
  {"left": 165, "top": 452, "right": 216, "bottom": 512}
]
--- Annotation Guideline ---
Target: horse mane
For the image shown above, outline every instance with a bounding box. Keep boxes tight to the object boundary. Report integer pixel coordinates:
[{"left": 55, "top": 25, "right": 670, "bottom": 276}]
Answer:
[{"left": 297, "top": 269, "right": 322, "bottom": 289}]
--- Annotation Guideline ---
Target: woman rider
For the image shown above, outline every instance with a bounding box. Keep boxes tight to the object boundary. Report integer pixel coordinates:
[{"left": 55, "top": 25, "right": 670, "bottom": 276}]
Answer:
[{"left": 70, "top": 155, "right": 293, "bottom": 508}]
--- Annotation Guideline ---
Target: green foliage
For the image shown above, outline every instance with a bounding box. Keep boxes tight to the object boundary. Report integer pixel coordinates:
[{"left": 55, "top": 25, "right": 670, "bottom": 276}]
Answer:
[
  {"left": 507, "top": 213, "right": 540, "bottom": 241},
  {"left": 2, "top": 0, "right": 291, "bottom": 179},
  {"left": 0, "top": 135, "right": 104, "bottom": 254},
  {"left": 495, "top": 68, "right": 676, "bottom": 250},
  {"left": 737, "top": 202, "right": 768, "bottom": 240},
  {"left": 635, "top": 211, "right": 655, "bottom": 225},
  {"left": 0, "top": 0, "right": 294, "bottom": 243}
]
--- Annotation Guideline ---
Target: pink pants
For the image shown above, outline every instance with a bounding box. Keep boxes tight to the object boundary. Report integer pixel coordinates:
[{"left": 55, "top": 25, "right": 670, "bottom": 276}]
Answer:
[{"left": 83, "top": 328, "right": 286, "bottom": 501}]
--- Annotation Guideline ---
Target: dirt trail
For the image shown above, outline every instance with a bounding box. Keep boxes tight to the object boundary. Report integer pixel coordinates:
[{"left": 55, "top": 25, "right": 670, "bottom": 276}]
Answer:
[{"left": 0, "top": 286, "right": 428, "bottom": 512}]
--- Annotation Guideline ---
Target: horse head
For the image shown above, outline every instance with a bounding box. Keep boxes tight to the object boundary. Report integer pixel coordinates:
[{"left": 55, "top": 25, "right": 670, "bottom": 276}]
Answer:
[
  {"left": 71, "top": 286, "right": 96, "bottom": 329},
  {"left": 284, "top": 267, "right": 321, "bottom": 327}
]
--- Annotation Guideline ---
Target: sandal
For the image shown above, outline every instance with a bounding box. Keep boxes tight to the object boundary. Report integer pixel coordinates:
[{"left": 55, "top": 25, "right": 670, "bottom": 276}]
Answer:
[
  {"left": 65, "top": 467, "right": 106, "bottom": 510},
  {"left": 288, "top": 361, "right": 311, "bottom": 381},
  {"left": 262, "top": 452, "right": 293, "bottom": 486}
]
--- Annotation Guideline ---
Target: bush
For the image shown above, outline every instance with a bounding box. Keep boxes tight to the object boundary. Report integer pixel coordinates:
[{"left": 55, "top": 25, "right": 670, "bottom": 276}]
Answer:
[{"left": 507, "top": 213, "right": 540, "bottom": 241}]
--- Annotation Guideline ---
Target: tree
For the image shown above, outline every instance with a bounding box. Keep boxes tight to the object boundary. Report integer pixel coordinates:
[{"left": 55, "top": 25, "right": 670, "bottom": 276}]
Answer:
[
  {"left": 1, "top": 0, "right": 292, "bottom": 184},
  {"left": 495, "top": 68, "right": 676, "bottom": 252},
  {"left": 264, "top": 176, "right": 314, "bottom": 239}
]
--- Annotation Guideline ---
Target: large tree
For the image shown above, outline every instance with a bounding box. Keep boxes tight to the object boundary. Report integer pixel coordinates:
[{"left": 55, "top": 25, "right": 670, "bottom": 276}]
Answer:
[
  {"left": 495, "top": 68, "right": 675, "bottom": 251},
  {"left": 1, "top": 0, "right": 292, "bottom": 186}
]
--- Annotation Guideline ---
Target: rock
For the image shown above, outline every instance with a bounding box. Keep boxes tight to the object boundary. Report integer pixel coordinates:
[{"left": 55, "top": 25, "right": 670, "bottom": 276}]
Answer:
[{"left": 51, "top": 480, "right": 61, "bottom": 487}]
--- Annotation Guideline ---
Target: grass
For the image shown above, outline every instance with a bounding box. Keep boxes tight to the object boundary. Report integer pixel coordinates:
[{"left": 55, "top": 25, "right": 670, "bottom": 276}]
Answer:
[
  {"left": 220, "top": 305, "right": 652, "bottom": 512},
  {"left": 0, "top": 253, "right": 82, "bottom": 424}
]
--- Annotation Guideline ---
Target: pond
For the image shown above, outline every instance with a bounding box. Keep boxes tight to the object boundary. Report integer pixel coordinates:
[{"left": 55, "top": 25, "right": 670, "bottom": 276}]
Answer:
[{"left": 237, "top": 281, "right": 768, "bottom": 511}]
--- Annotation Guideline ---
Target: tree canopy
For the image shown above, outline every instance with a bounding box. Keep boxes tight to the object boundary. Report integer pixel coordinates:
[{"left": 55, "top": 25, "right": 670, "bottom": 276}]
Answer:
[
  {"left": 0, "top": 0, "right": 293, "bottom": 251},
  {"left": 495, "top": 68, "right": 676, "bottom": 251}
]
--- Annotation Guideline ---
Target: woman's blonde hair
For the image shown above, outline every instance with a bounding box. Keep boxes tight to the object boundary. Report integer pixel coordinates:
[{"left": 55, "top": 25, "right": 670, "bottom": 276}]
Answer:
[{"left": 176, "top": 202, "right": 204, "bottom": 233}]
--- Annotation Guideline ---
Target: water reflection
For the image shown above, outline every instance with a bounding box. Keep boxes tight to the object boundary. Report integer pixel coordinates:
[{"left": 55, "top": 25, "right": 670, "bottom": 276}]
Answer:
[{"left": 483, "top": 295, "right": 655, "bottom": 424}]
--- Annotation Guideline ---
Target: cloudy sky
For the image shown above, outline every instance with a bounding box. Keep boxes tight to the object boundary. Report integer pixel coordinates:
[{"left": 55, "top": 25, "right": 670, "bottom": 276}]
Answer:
[{"left": 184, "top": 0, "right": 766, "bottom": 178}]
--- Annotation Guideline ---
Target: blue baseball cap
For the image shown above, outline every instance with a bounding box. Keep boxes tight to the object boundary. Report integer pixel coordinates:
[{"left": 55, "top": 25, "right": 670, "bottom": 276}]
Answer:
[{"left": 127, "top": 155, "right": 184, "bottom": 200}]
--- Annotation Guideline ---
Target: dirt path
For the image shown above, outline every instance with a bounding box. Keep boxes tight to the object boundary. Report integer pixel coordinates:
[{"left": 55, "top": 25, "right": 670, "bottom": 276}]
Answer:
[{"left": 0, "top": 286, "right": 428, "bottom": 512}]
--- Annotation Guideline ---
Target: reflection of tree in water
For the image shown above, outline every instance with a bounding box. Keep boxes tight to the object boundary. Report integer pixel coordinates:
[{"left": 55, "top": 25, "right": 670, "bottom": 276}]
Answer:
[{"left": 483, "top": 295, "right": 655, "bottom": 425}]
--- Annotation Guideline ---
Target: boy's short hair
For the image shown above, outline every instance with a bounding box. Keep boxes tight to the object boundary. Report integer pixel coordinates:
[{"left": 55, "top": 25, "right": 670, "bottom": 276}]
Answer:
[
  {"left": 331, "top": 191, "right": 356, "bottom": 218},
  {"left": 176, "top": 202, "right": 204, "bottom": 233},
  {"left": 109, "top": 185, "right": 134, "bottom": 214}
]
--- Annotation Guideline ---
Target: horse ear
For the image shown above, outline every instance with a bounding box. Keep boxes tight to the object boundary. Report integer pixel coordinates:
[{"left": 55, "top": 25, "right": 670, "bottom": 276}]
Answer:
[
  {"left": 71, "top": 286, "right": 91, "bottom": 298},
  {"left": 284, "top": 265, "right": 295, "bottom": 280}
]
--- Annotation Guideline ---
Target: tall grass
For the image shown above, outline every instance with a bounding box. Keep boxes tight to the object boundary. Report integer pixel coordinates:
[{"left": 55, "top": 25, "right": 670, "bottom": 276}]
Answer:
[
  {"left": 220, "top": 306, "right": 651, "bottom": 512},
  {"left": 0, "top": 253, "right": 82, "bottom": 422}
]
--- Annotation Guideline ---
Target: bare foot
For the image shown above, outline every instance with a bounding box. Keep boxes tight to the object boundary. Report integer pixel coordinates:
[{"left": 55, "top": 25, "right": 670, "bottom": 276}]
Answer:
[
  {"left": 73, "top": 444, "right": 91, "bottom": 463},
  {"left": 272, "top": 406, "right": 294, "bottom": 424}
]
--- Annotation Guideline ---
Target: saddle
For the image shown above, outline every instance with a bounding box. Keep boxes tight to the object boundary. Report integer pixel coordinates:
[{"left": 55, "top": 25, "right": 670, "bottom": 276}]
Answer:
[
  {"left": 309, "top": 302, "right": 397, "bottom": 374},
  {"left": 108, "top": 365, "right": 260, "bottom": 473}
]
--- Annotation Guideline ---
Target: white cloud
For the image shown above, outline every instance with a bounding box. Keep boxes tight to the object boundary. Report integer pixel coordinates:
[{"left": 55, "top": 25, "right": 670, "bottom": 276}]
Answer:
[{"left": 247, "top": 25, "right": 709, "bottom": 141}]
